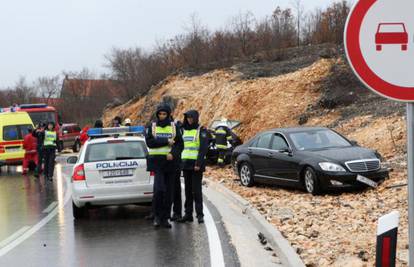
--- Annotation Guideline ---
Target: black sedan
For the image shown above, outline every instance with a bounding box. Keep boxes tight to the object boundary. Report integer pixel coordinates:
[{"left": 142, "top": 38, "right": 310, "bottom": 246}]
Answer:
[{"left": 232, "top": 127, "right": 389, "bottom": 194}]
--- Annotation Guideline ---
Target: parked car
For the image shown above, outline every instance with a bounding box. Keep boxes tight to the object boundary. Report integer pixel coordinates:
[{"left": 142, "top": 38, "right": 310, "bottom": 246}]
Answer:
[
  {"left": 58, "top": 123, "right": 81, "bottom": 152},
  {"left": 232, "top": 127, "right": 389, "bottom": 195}
]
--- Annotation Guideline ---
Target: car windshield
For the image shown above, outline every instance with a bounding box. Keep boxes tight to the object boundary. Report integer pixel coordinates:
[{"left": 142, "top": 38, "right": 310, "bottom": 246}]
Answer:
[
  {"left": 289, "top": 129, "right": 351, "bottom": 150},
  {"left": 3, "top": 124, "right": 33, "bottom": 141},
  {"left": 378, "top": 24, "right": 405, "bottom": 33},
  {"left": 28, "top": 111, "right": 56, "bottom": 126},
  {"left": 84, "top": 141, "right": 147, "bottom": 162}
]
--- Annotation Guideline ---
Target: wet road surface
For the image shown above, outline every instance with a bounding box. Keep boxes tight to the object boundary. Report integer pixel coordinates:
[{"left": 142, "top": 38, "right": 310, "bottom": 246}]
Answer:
[{"left": 0, "top": 156, "right": 239, "bottom": 267}]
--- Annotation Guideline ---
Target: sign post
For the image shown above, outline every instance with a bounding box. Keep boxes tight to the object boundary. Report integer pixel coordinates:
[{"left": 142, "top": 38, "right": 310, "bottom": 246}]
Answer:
[{"left": 344, "top": 0, "right": 414, "bottom": 265}]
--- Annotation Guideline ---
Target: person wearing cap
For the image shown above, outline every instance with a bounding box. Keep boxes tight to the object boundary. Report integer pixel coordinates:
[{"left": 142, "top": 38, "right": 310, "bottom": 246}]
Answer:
[
  {"left": 178, "top": 110, "right": 209, "bottom": 224},
  {"left": 43, "top": 122, "right": 59, "bottom": 181},
  {"left": 112, "top": 116, "right": 122, "bottom": 127},
  {"left": 145, "top": 103, "right": 183, "bottom": 228},
  {"left": 22, "top": 128, "right": 38, "bottom": 175},
  {"left": 124, "top": 118, "right": 132, "bottom": 126}
]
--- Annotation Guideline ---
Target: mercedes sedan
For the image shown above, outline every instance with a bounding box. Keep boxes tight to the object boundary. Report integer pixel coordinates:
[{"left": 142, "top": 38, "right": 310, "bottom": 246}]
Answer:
[{"left": 232, "top": 127, "right": 389, "bottom": 195}]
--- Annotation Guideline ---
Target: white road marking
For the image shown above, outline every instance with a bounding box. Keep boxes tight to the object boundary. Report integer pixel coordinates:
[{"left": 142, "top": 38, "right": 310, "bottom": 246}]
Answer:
[
  {"left": 0, "top": 165, "right": 71, "bottom": 258},
  {"left": 42, "top": 201, "right": 58, "bottom": 214},
  {"left": 0, "top": 227, "right": 30, "bottom": 249},
  {"left": 181, "top": 183, "right": 225, "bottom": 267}
]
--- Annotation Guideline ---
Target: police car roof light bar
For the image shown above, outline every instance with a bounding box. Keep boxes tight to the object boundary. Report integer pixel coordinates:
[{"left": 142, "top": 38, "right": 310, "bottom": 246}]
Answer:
[{"left": 87, "top": 126, "right": 145, "bottom": 136}]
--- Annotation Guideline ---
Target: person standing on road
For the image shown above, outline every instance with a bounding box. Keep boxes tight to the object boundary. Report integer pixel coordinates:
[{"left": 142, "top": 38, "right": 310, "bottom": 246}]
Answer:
[
  {"left": 32, "top": 122, "right": 46, "bottom": 178},
  {"left": 145, "top": 104, "right": 183, "bottom": 228},
  {"left": 179, "top": 110, "right": 209, "bottom": 224},
  {"left": 43, "top": 122, "right": 59, "bottom": 181},
  {"left": 22, "top": 128, "right": 38, "bottom": 175},
  {"left": 170, "top": 117, "right": 183, "bottom": 222}
]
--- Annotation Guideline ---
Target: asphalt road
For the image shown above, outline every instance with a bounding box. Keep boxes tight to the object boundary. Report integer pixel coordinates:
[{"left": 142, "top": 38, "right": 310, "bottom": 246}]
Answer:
[{"left": 0, "top": 156, "right": 239, "bottom": 267}]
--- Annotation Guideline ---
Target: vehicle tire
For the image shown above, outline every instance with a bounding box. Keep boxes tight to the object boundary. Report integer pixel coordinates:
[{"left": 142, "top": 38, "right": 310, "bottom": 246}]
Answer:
[
  {"left": 239, "top": 162, "right": 254, "bottom": 187},
  {"left": 73, "top": 141, "right": 80, "bottom": 153},
  {"left": 72, "top": 202, "right": 86, "bottom": 219},
  {"left": 303, "top": 167, "right": 321, "bottom": 195}
]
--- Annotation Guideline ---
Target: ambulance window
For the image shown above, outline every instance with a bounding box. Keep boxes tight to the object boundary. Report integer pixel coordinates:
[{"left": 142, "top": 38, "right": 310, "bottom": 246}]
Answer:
[{"left": 3, "top": 126, "right": 19, "bottom": 140}]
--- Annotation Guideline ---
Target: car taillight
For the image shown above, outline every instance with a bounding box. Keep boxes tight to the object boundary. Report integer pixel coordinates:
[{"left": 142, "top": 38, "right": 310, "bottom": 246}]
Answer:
[
  {"left": 72, "top": 164, "right": 85, "bottom": 181},
  {"left": 0, "top": 146, "right": 4, "bottom": 153}
]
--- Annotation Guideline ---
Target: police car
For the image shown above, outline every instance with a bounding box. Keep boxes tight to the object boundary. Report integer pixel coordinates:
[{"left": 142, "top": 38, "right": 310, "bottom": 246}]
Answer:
[{"left": 67, "top": 126, "right": 153, "bottom": 219}]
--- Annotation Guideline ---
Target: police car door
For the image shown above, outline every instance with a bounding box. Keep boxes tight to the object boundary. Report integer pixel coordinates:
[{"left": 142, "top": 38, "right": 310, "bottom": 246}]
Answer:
[{"left": 83, "top": 139, "right": 150, "bottom": 187}]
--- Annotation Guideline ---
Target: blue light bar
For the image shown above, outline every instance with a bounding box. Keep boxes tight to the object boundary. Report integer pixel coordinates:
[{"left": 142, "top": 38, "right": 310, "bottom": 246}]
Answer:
[{"left": 87, "top": 126, "right": 145, "bottom": 136}]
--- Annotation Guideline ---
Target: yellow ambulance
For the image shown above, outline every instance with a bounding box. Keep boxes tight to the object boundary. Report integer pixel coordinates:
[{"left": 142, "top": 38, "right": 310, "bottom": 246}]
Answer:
[{"left": 0, "top": 111, "right": 34, "bottom": 166}]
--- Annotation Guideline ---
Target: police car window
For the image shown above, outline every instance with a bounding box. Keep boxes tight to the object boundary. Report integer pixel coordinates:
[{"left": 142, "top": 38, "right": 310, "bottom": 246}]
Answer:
[
  {"left": 85, "top": 141, "right": 147, "bottom": 162},
  {"left": 255, "top": 133, "right": 272, "bottom": 149},
  {"left": 271, "top": 134, "right": 289, "bottom": 150}
]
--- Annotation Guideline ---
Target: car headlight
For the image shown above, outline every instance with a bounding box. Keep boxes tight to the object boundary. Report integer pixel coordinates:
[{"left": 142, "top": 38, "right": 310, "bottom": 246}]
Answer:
[{"left": 318, "top": 162, "right": 346, "bottom": 172}]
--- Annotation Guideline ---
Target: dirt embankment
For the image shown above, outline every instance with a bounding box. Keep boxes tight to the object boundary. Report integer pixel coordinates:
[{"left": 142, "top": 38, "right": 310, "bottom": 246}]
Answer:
[{"left": 103, "top": 44, "right": 408, "bottom": 266}]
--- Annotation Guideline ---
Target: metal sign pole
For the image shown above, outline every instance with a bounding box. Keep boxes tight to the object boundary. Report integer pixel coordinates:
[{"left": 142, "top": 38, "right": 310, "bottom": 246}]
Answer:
[{"left": 407, "top": 103, "right": 414, "bottom": 266}]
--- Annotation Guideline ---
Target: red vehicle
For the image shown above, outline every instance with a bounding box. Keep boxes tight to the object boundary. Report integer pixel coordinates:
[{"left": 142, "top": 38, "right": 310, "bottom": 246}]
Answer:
[
  {"left": 2, "top": 104, "right": 61, "bottom": 132},
  {"left": 58, "top": 123, "right": 81, "bottom": 152},
  {"left": 375, "top": 23, "right": 408, "bottom": 51}
]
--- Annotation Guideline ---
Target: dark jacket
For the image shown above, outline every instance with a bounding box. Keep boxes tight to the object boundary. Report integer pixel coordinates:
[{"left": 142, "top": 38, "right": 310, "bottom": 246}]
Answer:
[
  {"left": 181, "top": 110, "right": 209, "bottom": 172},
  {"left": 32, "top": 129, "right": 45, "bottom": 148},
  {"left": 215, "top": 126, "right": 232, "bottom": 147},
  {"left": 145, "top": 104, "right": 183, "bottom": 172}
]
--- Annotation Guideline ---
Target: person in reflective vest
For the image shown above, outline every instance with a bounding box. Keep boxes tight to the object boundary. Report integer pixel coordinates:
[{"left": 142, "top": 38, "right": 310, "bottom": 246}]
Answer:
[
  {"left": 214, "top": 124, "right": 233, "bottom": 166},
  {"left": 178, "top": 110, "right": 209, "bottom": 224},
  {"left": 43, "top": 122, "right": 58, "bottom": 181},
  {"left": 145, "top": 104, "right": 183, "bottom": 228},
  {"left": 22, "top": 128, "right": 38, "bottom": 175}
]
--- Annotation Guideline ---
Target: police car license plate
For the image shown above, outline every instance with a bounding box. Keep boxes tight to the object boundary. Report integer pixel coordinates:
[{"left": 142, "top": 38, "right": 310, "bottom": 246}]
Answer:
[
  {"left": 102, "top": 169, "right": 134, "bottom": 178},
  {"left": 356, "top": 175, "right": 378, "bottom": 188}
]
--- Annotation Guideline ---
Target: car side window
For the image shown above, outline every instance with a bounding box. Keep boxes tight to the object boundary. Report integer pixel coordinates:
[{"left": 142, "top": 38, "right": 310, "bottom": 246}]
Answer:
[
  {"left": 271, "top": 134, "right": 289, "bottom": 151},
  {"left": 255, "top": 133, "right": 272, "bottom": 149}
]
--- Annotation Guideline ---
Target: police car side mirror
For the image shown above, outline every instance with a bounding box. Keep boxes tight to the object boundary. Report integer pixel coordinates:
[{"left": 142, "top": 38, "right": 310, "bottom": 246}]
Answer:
[{"left": 67, "top": 156, "right": 78, "bottom": 164}]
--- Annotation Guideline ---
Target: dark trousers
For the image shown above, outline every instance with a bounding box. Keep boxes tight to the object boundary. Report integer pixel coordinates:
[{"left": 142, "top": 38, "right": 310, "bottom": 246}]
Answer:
[
  {"left": 183, "top": 170, "right": 203, "bottom": 218},
  {"left": 35, "top": 147, "right": 43, "bottom": 175},
  {"left": 171, "top": 170, "right": 182, "bottom": 216},
  {"left": 43, "top": 147, "right": 56, "bottom": 178},
  {"left": 153, "top": 170, "right": 174, "bottom": 221}
]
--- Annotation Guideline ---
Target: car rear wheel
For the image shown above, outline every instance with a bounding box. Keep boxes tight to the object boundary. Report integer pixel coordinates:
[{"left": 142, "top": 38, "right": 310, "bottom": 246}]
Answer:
[
  {"left": 239, "top": 163, "right": 254, "bottom": 187},
  {"left": 73, "top": 141, "right": 80, "bottom": 153},
  {"left": 303, "top": 167, "right": 321, "bottom": 195},
  {"left": 72, "top": 202, "right": 86, "bottom": 219}
]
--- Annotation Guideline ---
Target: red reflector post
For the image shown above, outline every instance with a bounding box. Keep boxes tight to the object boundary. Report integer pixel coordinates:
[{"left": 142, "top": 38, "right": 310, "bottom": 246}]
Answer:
[{"left": 376, "top": 211, "right": 399, "bottom": 267}]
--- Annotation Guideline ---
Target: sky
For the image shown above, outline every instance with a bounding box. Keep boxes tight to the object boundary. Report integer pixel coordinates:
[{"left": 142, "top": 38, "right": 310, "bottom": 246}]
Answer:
[{"left": 0, "top": 0, "right": 337, "bottom": 88}]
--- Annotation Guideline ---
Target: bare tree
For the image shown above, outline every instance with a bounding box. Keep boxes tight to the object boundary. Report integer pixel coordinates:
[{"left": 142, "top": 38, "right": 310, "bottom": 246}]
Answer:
[
  {"left": 291, "top": 0, "right": 304, "bottom": 46},
  {"left": 12, "top": 76, "right": 36, "bottom": 104},
  {"left": 232, "top": 11, "right": 256, "bottom": 56},
  {"left": 35, "top": 75, "right": 62, "bottom": 100}
]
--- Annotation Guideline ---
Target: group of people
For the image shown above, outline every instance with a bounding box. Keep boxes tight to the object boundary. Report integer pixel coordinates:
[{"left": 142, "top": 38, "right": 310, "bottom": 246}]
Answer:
[
  {"left": 145, "top": 104, "right": 209, "bottom": 228},
  {"left": 22, "top": 121, "right": 59, "bottom": 181}
]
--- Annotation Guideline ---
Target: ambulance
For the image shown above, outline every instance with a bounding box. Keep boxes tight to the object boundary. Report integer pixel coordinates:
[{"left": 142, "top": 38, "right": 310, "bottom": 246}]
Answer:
[{"left": 0, "top": 110, "right": 34, "bottom": 166}]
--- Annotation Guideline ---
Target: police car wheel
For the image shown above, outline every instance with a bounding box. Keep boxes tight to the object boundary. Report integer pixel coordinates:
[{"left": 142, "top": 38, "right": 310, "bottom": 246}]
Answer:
[
  {"left": 72, "top": 202, "right": 86, "bottom": 219},
  {"left": 239, "top": 163, "right": 254, "bottom": 187},
  {"left": 73, "top": 141, "right": 80, "bottom": 153}
]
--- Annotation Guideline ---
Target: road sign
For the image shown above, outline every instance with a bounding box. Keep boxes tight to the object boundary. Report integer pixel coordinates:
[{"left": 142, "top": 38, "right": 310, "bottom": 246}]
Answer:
[
  {"left": 344, "top": 0, "right": 414, "bottom": 102},
  {"left": 345, "top": 1, "right": 414, "bottom": 266}
]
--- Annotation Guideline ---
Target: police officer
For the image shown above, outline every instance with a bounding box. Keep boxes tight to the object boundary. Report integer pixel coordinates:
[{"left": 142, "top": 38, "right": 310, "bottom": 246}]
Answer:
[
  {"left": 179, "top": 110, "right": 209, "bottom": 224},
  {"left": 214, "top": 122, "right": 233, "bottom": 166},
  {"left": 145, "top": 104, "right": 183, "bottom": 228},
  {"left": 170, "top": 118, "right": 183, "bottom": 221},
  {"left": 43, "top": 122, "right": 58, "bottom": 181},
  {"left": 32, "top": 122, "right": 46, "bottom": 178}
]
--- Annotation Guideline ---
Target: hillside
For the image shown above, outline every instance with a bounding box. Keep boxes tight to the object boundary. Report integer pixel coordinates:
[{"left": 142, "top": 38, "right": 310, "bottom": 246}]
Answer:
[{"left": 103, "top": 44, "right": 408, "bottom": 266}]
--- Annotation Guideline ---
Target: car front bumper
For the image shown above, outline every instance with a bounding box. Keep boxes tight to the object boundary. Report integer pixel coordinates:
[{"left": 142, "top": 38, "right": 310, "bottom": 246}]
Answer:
[{"left": 317, "top": 168, "right": 389, "bottom": 190}]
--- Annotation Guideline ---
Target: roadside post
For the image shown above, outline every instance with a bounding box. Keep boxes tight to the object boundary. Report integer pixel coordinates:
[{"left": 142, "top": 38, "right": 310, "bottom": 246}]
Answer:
[{"left": 344, "top": 0, "right": 414, "bottom": 265}]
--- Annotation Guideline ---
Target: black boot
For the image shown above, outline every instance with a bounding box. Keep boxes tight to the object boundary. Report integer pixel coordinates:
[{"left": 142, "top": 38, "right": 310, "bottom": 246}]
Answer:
[
  {"left": 153, "top": 217, "right": 161, "bottom": 228},
  {"left": 170, "top": 213, "right": 182, "bottom": 222},
  {"left": 178, "top": 214, "right": 193, "bottom": 223},
  {"left": 161, "top": 220, "right": 172, "bottom": 229},
  {"left": 197, "top": 216, "right": 204, "bottom": 224}
]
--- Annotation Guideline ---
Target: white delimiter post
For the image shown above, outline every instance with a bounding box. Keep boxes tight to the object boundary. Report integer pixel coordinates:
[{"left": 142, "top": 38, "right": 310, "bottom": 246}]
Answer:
[{"left": 407, "top": 103, "right": 414, "bottom": 266}]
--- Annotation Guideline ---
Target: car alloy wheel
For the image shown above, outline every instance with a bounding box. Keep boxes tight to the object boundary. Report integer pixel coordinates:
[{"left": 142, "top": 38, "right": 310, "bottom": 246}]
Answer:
[
  {"left": 240, "top": 163, "right": 254, "bottom": 187},
  {"left": 304, "top": 170, "right": 314, "bottom": 193}
]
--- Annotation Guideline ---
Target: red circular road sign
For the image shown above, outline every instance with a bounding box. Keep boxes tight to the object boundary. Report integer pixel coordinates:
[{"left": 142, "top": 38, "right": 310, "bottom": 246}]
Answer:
[{"left": 345, "top": 0, "right": 414, "bottom": 102}]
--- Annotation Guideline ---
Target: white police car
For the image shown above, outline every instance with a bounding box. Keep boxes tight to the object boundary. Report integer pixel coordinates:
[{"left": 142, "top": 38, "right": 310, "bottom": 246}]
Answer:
[{"left": 67, "top": 126, "right": 153, "bottom": 219}]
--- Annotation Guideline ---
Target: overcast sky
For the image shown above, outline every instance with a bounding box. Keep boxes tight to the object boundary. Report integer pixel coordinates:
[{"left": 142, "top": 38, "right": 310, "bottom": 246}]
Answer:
[{"left": 0, "top": 0, "right": 337, "bottom": 88}]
